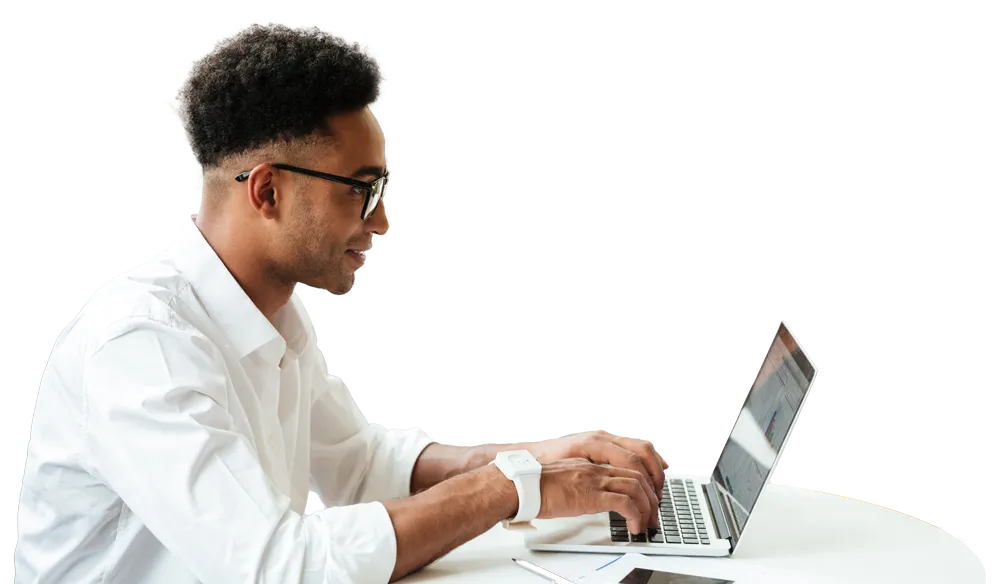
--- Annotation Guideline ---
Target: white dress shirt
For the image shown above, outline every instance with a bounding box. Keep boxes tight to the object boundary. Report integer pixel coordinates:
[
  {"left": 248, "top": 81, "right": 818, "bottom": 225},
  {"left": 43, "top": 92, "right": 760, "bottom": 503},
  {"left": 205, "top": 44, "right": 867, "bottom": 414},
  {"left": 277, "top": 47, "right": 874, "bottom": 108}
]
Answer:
[{"left": 15, "top": 216, "right": 434, "bottom": 584}]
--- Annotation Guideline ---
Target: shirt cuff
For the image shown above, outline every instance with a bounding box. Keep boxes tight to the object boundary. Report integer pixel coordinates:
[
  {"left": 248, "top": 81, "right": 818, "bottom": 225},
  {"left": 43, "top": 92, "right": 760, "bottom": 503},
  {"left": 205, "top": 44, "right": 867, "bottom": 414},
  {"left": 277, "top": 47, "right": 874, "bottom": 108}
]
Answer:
[
  {"left": 317, "top": 501, "right": 399, "bottom": 584},
  {"left": 364, "top": 426, "right": 434, "bottom": 501}
]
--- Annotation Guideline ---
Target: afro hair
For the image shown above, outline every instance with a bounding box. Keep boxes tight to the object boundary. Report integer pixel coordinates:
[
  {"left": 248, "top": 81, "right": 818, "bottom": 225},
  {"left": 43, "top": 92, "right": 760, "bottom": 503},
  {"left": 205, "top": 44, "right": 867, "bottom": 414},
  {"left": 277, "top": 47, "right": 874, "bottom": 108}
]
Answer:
[{"left": 176, "top": 23, "right": 382, "bottom": 178}]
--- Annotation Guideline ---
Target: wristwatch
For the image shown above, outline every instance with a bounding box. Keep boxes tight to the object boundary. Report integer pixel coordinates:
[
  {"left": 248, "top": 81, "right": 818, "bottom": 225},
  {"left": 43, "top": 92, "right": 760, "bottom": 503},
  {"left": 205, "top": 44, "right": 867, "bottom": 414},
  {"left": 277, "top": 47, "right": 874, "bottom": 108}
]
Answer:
[{"left": 489, "top": 449, "right": 542, "bottom": 525}]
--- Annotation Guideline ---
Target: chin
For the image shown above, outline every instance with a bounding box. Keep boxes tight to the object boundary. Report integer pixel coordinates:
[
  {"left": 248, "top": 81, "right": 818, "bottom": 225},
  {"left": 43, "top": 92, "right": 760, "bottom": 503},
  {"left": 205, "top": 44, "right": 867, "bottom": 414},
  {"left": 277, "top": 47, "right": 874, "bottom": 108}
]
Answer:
[{"left": 326, "top": 274, "right": 354, "bottom": 295}]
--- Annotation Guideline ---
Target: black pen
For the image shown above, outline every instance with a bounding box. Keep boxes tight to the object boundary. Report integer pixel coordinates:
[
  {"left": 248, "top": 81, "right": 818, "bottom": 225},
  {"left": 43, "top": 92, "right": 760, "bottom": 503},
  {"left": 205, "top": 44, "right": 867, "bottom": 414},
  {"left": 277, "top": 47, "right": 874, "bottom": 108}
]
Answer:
[{"left": 511, "top": 558, "right": 573, "bottom": 584}]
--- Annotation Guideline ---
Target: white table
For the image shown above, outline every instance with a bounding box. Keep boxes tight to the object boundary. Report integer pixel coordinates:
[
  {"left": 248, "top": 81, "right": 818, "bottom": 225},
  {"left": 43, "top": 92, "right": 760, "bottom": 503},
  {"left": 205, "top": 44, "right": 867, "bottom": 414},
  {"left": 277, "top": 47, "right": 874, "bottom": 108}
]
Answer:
[{"left": 399, "top": 484, "right": 986, "bottom": 583}]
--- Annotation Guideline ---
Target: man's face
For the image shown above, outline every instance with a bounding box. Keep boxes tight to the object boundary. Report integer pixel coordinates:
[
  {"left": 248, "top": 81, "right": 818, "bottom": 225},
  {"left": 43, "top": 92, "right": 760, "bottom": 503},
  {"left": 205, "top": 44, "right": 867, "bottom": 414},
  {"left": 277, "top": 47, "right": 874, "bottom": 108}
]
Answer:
[{"left": 275, "top": 107, "right": 388, "bottom": 295}]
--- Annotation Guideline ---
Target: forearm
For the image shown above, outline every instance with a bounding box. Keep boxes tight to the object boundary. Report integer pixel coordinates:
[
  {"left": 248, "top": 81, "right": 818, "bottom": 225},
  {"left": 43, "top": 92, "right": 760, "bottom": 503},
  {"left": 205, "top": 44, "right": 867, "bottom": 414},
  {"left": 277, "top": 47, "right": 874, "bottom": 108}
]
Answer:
[
  {"left": 385, "top": 463, "right": 518, "bottom": 581},
  {"left": 409, "top": 441, "right": 535, "bottom": 494}
]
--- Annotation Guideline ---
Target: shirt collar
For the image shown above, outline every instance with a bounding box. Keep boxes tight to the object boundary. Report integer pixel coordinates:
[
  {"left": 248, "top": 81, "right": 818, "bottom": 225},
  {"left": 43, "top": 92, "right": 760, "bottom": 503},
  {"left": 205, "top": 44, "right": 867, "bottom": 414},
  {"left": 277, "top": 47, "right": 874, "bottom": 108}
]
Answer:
[{"left": 168, "top": 215, "right": 311, "bottom": 363}]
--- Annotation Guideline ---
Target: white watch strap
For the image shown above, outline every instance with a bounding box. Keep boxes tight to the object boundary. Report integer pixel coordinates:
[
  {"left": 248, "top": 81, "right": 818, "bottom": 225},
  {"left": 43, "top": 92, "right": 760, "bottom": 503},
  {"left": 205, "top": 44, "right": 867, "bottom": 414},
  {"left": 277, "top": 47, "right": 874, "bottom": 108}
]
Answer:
[{"left": 509, "top": 473, "right": 541, "bottom": 523}]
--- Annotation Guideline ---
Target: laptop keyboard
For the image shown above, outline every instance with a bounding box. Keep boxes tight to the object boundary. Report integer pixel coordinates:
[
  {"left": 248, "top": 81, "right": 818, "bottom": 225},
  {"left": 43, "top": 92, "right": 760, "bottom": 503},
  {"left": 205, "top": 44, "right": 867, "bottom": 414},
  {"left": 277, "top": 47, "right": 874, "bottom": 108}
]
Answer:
[{"left": 609, "top": 479, "right": 711, "bottom": 545}]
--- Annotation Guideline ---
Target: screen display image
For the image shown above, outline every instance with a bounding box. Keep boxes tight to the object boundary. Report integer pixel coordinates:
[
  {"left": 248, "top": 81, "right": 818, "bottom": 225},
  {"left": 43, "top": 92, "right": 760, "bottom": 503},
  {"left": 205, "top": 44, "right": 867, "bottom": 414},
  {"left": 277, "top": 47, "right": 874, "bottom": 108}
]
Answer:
[
  {"left": 710, "top": 323, "right": 816, "bottom": 540},
  {"left": 619, "top": 567, "right": 734, "bottom": 584}
]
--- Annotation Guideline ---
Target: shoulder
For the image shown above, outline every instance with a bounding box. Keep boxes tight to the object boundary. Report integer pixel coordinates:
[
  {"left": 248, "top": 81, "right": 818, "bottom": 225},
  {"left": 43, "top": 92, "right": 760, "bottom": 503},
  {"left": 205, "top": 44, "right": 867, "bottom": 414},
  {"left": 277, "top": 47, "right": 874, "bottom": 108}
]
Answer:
[{"left": 59, "top": 252, "right": 216, "bottom": 361}]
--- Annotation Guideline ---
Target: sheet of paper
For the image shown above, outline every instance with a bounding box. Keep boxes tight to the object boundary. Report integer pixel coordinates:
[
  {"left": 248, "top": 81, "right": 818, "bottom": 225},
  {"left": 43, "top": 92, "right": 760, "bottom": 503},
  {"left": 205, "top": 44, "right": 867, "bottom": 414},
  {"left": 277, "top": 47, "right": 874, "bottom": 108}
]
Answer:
[
  {"left": 574, "top": 554, "right": 649, "bottom": 583},
  {"left": 573, "top": 553, "right": 767, "bottom": 584}
]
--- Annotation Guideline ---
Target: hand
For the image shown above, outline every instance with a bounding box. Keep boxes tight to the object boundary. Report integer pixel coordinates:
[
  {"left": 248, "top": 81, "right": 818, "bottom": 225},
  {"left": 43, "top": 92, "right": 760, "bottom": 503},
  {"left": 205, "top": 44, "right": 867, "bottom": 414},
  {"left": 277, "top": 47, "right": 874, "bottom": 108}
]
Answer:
[
  {"left": 528, "top": 430, "right": 669, "bottom": 496},
  {"left": 536, "top": 458, "right": 657, "bottom": 534}
]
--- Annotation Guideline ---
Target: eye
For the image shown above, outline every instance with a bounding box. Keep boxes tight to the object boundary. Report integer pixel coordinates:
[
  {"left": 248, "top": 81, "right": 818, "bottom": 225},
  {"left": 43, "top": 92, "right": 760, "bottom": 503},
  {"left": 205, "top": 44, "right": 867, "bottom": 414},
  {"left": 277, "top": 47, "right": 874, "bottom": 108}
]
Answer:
[{"left": 350, "top": 186, "right": 367, "bottom": 196}]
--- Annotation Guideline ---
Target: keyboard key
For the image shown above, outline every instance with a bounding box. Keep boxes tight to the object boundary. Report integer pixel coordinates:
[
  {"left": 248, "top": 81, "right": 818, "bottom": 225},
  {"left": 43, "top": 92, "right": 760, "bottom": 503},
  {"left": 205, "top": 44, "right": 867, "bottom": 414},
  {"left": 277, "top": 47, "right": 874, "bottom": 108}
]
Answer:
[
  {"left": 611, "top": 534, "right": 629, "bottom": 542},
  {"left": 666, "top": 536, "right": 682, "bottom": 544},
  {"left": 651, "top": 533, "right": 664, "bottom": 543}
]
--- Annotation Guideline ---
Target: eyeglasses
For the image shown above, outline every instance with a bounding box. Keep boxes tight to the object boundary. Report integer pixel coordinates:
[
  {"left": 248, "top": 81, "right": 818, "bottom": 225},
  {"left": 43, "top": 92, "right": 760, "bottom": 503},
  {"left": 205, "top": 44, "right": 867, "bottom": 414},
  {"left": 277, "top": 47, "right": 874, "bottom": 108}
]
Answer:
[{"left": 235, "top": 163, "right": 389, "bottom": 220}]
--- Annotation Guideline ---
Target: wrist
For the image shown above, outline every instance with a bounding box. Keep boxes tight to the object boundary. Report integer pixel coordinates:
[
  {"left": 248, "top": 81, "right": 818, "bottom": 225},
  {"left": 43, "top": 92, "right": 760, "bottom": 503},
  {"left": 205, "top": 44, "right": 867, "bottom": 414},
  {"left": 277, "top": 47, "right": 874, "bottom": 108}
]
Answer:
[
  {"left": 483, "top": 462, "right": 519, "bottom": 521},
  {"left": 470, "top": 442, "right": 537, "bottom": 469}
]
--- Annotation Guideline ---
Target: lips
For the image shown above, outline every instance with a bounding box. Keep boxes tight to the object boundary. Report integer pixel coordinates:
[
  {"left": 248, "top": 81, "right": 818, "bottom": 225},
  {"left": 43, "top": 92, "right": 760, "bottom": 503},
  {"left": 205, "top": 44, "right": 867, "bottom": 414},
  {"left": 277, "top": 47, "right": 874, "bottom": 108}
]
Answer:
[{"left": 346, "top": 249, "right": 366, "bottom": 265}]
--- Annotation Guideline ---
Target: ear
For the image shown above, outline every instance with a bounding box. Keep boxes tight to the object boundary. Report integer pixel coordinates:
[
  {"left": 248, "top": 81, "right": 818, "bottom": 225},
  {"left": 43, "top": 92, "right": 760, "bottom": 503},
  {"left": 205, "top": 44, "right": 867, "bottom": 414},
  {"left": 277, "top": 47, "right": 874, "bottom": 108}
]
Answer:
[{"left": 240, "top": 164, "right": 283, "bottom": 220}]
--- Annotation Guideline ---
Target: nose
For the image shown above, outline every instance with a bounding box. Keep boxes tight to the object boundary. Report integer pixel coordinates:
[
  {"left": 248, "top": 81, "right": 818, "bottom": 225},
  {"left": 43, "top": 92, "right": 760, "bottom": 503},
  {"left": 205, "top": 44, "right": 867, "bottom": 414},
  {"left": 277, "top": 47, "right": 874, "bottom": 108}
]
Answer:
[{"left": 365, "top": 198, "right": 389, "bottom": 235}]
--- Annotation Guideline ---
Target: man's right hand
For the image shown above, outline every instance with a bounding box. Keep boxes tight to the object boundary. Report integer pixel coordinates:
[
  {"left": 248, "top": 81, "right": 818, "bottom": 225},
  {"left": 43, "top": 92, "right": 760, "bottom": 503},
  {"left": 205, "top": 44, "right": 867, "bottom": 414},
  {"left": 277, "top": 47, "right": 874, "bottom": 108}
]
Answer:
[{"left": 536, "top": 457, "right": 658, "bottom": 535}]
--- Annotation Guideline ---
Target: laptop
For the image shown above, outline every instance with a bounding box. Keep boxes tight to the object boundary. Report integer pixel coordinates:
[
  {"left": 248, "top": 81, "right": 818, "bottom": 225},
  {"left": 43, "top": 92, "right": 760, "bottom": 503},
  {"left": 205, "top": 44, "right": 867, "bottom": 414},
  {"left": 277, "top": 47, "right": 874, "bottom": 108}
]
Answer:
[{"left": 522, "top": 322, "right": 818, "bottom": 557}]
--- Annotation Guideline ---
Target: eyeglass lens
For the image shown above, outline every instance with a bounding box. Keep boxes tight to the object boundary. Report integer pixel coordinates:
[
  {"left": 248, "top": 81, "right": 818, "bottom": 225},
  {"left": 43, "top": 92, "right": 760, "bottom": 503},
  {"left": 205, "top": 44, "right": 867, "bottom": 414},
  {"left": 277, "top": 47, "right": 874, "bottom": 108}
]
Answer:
[{"left": 364, "top": 177, "right": 386, "bottom": 219}]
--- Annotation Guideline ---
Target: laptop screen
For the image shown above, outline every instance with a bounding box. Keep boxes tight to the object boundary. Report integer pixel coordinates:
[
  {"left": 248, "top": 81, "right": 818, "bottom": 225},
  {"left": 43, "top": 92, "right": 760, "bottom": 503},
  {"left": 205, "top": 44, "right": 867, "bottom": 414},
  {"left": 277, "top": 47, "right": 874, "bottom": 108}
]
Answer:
[{"left": 710, "top": 322, "right": 816, "bottom": 546}]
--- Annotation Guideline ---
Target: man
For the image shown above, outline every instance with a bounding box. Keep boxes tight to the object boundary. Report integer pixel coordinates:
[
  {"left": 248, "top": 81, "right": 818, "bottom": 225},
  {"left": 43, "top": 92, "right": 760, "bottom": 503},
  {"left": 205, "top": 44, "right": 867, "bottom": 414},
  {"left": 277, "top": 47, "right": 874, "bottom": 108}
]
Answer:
[{"left": 15, "top": 24, "right": 668, "bottom": 584}]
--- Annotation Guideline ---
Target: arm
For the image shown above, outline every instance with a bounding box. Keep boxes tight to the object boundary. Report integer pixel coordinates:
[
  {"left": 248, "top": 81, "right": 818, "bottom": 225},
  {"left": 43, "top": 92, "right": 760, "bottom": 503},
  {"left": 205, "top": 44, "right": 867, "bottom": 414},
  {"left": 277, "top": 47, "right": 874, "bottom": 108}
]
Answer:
[
  {"left": 305, "top": 363, "right": 523, "bottom": 581},
  {"left": 83, "top": 317, "right": 408, "bottom": 584},
  {"left": 306, "top": 353, "right": 524, "bottom": 500},
  {"left": 409, "top": 442, "right": 534, "bottom": 494},
  {"left": 384, "top": 464, "right": 517, "bottom": 581}
]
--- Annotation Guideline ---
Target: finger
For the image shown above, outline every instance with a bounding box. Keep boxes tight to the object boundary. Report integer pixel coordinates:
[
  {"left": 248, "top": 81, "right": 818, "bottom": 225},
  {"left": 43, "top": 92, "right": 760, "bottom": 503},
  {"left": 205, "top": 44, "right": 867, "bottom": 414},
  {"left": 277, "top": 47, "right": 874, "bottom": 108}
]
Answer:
[
  {"left": 601, "top": 442, "right": 659, "bottom": 504},
  {"left": 601, "top": 485, "right": 647, "bottom": 535},
  {"left": 600, "top": 493, "right": 642, "bottom": 535},
  {"left": 613, "top": 438, "right": 667, "bottom": 497},
  {"left": 603, "top": 465, "right": 658, "bottom": 529}
]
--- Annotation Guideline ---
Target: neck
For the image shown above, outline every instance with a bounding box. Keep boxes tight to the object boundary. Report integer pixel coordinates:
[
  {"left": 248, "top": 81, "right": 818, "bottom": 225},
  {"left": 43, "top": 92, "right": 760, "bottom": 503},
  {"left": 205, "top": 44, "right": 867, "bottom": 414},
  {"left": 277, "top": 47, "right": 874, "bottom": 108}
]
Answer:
[{"left": 193, "top": 213, "right": 294, "bottom": 320}]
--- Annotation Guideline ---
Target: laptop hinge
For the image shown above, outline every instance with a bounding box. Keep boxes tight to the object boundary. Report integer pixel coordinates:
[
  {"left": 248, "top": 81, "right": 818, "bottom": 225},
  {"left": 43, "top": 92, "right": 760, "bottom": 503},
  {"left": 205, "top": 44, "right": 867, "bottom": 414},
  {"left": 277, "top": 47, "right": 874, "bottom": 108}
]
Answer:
[{"left": 704, "top": 483, "right": 734, "bottom": 550}]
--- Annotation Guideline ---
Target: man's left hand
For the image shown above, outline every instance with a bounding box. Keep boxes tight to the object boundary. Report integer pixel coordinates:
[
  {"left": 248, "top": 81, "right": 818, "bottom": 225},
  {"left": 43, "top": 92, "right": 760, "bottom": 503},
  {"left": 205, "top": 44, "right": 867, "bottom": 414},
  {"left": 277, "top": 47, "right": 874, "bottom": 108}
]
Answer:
[{"left": 526, "top": 430, "right": 669, "bottom": 498}]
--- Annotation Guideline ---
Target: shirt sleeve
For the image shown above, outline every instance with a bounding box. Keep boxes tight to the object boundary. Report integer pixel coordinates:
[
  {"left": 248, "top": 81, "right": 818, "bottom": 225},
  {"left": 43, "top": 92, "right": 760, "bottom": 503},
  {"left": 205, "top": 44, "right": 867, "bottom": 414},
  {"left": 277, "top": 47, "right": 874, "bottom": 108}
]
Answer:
[
  {"left": 308, "top": 355, "right": 434, "bottom": 507},
  {"left": 82, "top": 316, "right": 399, "bottom": 584}
]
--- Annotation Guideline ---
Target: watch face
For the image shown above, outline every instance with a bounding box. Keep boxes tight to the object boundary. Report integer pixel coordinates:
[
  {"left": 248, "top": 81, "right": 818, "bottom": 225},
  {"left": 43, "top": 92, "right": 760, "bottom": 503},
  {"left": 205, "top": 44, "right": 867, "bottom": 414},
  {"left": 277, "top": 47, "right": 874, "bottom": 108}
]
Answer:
[{"left": 499, "top": 450, "right": 541, "bottom": 474}]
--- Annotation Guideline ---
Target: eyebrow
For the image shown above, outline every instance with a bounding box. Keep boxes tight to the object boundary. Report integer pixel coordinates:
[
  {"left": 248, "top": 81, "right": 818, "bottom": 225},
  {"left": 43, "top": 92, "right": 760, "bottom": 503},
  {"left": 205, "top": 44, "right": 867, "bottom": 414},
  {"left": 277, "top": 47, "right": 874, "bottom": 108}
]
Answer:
[{"left": 351, "top": 164, "right": 387, "bottom": 178}]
